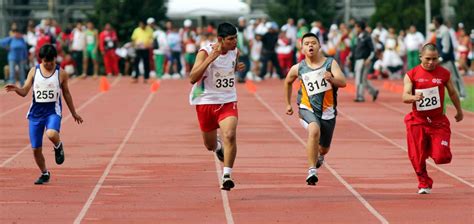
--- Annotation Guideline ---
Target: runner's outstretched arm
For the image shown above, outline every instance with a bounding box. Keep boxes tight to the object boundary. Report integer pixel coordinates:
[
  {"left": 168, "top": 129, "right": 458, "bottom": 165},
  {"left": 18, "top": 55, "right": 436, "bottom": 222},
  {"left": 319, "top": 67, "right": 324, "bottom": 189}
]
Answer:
[
  {"left": 402, "top": 74, "right": 423, "bottom": 104},
  {"left": 284, "top": 64, "right": 299, "bottom": 115},
  {"left": 4, "top": 68, "right": 34, "bottom": 97},
  {"left": 60, "top": 69, "right": 83, "bottom": 124},
  {"left": 445, "top": 78, "right": 463, "bottom": 122}
]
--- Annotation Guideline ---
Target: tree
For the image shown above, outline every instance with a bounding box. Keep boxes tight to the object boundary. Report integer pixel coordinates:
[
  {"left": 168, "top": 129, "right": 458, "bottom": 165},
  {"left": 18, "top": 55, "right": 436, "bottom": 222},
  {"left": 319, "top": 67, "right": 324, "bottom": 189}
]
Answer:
[
  {"left": 454, "top": 0, "right": 474, "bottom": 32},
  {"left": 87, "top": 0, "right": 167, "bottom": 43},
  {"left": 266, "top": 0, "right": 336, "bottom": 29},
  {"left": 371, "top": 0, "right": 441, "bottom": 34},
  {"left": 369, "top": 0, "right": 441, "bottom": 33}
]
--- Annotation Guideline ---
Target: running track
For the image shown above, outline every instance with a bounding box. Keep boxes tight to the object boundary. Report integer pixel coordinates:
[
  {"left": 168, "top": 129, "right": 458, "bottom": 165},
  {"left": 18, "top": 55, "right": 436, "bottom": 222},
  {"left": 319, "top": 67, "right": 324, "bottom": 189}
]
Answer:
[{"left": 0, "top": 77, "right": 472, "bottom": 223}]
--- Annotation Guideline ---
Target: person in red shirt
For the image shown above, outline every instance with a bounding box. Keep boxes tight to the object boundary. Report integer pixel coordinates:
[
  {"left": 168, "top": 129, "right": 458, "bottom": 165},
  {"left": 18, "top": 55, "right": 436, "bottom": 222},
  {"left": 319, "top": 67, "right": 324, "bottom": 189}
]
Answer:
[
  {"left": 35, "top": 28, "right": 52, "bottom": 63},
  {"left": 99, "top": 23, "right": 120, "bottom": 76},
  {"left": 402, "top": 43, "right": 463, "bottom": 194}
]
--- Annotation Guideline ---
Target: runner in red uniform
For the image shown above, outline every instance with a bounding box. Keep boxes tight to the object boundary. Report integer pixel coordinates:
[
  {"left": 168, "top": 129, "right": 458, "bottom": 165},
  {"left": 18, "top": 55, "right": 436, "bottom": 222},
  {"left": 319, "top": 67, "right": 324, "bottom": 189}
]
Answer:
[{"left": 402, "top": 43, "right": 463, "bottom": 194}]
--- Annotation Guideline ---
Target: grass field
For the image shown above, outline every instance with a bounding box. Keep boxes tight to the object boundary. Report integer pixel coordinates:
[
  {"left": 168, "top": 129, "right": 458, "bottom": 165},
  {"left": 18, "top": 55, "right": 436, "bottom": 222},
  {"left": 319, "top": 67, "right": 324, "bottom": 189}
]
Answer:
[{"left": 446, "top": 84, "right": 474, "bottom": 112}]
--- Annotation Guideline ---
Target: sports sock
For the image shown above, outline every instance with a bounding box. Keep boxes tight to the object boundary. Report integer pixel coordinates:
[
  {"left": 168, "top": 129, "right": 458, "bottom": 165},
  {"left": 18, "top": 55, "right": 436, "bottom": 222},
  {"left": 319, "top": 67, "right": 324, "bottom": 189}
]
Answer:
[
  {"left": 223, "top": 167, "right": 232, "bottom": 176},
  {"left": 308, "top": 167, "right": 317, "bottom": 175},
  {"left": 54, "top": 142, "right": 62, "bottom": 149}
]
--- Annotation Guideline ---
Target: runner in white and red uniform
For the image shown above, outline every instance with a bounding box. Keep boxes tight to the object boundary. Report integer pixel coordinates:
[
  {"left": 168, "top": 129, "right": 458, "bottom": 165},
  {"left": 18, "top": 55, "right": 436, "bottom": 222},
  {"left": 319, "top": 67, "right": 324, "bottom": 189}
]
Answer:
[
  {"left": 189, "top": 22, "right": 245, "bottom": 191},
  {"left": 402, "top": 43, "right": 463, "bottom": 194}
]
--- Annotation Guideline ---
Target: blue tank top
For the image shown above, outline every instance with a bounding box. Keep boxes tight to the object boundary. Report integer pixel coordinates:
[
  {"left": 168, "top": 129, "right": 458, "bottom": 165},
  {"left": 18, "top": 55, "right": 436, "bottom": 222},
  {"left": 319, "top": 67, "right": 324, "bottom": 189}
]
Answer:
[{"left": 27, "top": 65, "right": 62, "bottom": 119}]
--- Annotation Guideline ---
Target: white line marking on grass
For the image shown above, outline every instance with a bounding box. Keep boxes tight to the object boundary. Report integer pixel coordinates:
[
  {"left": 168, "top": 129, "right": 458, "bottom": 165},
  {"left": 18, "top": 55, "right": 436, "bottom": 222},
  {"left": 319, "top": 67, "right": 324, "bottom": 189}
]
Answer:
[
  {"left": 254, "top": 93, "right": 389, "bottom": 224},
  {"left": 74, "top": 92, "right": 154, "bottom": 224}
]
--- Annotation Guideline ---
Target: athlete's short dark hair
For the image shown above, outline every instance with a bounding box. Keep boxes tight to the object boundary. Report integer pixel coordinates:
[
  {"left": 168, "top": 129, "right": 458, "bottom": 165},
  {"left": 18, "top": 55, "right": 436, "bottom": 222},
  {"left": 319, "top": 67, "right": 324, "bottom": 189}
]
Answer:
[
  {"left": 301, "top": 32, "right": 320, "bottom": 44},
  {"left": 38, "top": 44, "right": 57, "bottom": 62},
  {"left": 356, "top": 20, "right": 366, "bottom": 30},
  {"left": 420, "top": 43, "right": 438, "bottom": 53},
  {"left": 217, "top": 22, "right": 237, "bottom": 38},
  {"left": 433, "top": 15, "right": 444, "bottom": 25}
]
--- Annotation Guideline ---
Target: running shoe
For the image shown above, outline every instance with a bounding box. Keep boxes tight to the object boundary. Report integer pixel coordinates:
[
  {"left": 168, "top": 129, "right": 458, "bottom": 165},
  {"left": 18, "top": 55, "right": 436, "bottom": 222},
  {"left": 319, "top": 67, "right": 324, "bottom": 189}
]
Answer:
[
  {"left": 221, "top": 174, "right": 235, "bottom": 191},
  {"left": 306, "top": 170, "right": 319, "bottom": 185},
  {"left": 316, "top": 155, "right": 325, "bottom": 168},
  {"left": 54, "top": 142, "right": 65, "bottom": 165},
  {"left": 372, "top": 90, "right": 379, "bottom": 102},
  {"left": 417, "top": 188, "right": 431, "bottom": 194},
  {"left": 34, "top": 171, "right": 50, "bottom": 185},
  {"left": 215, "top": 139, "right": 224, "bottom": 162}
]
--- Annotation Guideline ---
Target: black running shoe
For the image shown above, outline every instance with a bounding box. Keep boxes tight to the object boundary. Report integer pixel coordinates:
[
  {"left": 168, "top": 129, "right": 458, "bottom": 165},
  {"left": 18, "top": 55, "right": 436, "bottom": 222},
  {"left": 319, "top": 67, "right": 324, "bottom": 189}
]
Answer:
[
  {"left": 221, "top": 174, "right": 235, "bottom": 191},
  {"left": 306, "top": 173, "right": 318, "bottom": 185},
  {"left": 54, "top": 142, "right": 64, "bottom": 165},
  {"left": 34, "top": 171, "right": 50, "bottom": 185},
  {"left": 316, "top": 155, "right": 325, "bottom": 169},
  {"left": 215, "top": 139, "right": 224, "bottom": 162},
  {"left": 372, "top": 90, "right": 379, "bottom": 102}
]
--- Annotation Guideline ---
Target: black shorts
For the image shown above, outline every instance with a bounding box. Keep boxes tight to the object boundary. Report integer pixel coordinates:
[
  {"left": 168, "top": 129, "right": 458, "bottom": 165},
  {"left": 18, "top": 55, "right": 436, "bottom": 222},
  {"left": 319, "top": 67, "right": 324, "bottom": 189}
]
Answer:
[{"left": 299, "top": 108, "right": 336, "bottom": 148}]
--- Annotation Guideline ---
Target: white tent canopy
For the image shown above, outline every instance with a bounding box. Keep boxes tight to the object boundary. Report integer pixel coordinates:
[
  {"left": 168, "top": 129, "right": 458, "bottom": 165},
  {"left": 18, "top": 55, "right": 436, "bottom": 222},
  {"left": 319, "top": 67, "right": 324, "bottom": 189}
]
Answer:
[{"left": 166, "top": 0, "right": 250, "bottom": 19}]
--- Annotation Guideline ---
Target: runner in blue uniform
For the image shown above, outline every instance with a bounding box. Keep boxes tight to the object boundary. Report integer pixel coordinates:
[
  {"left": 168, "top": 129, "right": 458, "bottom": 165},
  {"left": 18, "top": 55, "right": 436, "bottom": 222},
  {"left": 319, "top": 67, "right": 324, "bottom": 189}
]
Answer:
[{"left": 5, "top": 44, "right": 83, "bottom": 185}]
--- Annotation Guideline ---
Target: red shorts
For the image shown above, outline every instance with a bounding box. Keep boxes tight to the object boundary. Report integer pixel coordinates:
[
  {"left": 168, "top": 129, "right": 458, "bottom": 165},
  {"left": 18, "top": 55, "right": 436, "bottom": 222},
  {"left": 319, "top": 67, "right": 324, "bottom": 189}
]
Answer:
[
  {"left": 196, "top": 102, "right": 238, "bottom": 132},
  {"left": 404, "top": 112, "right": 452, "bottom": 166}
]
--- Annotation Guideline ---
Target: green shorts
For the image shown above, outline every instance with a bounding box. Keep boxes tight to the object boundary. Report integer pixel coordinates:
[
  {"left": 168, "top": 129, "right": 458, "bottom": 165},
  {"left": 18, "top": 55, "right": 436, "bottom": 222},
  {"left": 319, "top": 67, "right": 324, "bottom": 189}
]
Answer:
[
  {"left": 184, "top": 53, "right": 196, "bottom": 64},
  {"left": 85, "top": 46, "right": 97, "bottom": 60},
  {"left": 299, "top": 108, "right": 336, "bottom": 148}
]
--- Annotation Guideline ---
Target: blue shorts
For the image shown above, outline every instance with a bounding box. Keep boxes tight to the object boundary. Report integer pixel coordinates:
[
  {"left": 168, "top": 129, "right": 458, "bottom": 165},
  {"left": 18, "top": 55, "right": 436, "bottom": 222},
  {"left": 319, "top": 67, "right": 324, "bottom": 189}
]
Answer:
[{"left": 29, "top": 114, "right": 61, "bottom": 149}]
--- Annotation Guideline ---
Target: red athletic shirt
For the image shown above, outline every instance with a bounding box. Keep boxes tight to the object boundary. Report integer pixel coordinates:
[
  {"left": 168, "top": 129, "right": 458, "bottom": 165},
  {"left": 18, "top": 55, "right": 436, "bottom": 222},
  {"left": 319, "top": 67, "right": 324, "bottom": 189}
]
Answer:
[{"left": 407, "top": 65, "right": 450, "bottom": 118}]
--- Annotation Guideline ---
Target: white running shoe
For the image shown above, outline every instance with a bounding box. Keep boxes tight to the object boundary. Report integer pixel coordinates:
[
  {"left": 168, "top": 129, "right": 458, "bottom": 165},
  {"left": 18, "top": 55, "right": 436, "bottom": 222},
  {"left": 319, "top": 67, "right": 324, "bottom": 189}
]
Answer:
[{"left": 417, "top": 188, "right": 431, "bottom": 194}]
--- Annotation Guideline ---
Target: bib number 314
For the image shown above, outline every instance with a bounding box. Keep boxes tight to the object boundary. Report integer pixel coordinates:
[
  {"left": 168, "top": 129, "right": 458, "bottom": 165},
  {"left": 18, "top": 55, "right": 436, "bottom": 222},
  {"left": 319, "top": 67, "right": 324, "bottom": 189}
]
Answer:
[
  {"left": 415, "top": 86, "right": 441, "bottom": 111},
  {"left": 302, "top": 70, "right": 332, "bottom": 96}
]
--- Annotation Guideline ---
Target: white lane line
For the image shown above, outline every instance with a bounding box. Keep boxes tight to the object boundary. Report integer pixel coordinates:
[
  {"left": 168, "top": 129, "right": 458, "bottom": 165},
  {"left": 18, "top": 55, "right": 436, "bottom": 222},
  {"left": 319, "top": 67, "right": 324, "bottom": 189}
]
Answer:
[
  {"left": 0, "top": 77, "right": 121, "bottom": 167},
  {"left": 214, "top": 156, "right": 235, "bottom": 224},
  {"left": 73, "top": 92, "right": 154, "bottom": 224},
  {"left": 0, "top": 79, "right": 80, "bottom": 118},
  {"left": 378, "top": 102, "right": 474, "bottom": 141},
  {"left": 338, "top": 109, "right": 474, "bottom": 188},
  {"left": 254, "top": 93, "right": 389, "bottom": 224}
]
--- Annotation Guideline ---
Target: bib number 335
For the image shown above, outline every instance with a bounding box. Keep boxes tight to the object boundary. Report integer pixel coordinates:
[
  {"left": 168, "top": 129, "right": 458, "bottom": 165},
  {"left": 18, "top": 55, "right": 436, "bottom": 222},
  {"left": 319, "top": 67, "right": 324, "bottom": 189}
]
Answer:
[
  {"left": 214, "top": 70, "right": 235, "bottom": 90},
  {"left": 302, "top": 70, "right": 332, "bottom": 96}
]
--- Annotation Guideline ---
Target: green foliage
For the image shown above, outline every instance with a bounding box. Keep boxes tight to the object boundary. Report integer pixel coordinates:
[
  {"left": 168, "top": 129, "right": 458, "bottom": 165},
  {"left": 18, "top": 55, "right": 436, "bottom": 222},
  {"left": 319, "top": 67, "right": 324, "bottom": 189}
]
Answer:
[
  {"left": 87, "top": 0, "right": 167, "bottom": 43},
  {"left": 454, "top": 0, "right": 474, "bottom": 31},
  {"left": 371, "top": 0, "right": 441, "bottom": 33},
  {"left": 266, "top": 0, "right": 336, "bottom": 28},
  {"left": 446, "top": 85, "right": 474, "bottom": 112}
]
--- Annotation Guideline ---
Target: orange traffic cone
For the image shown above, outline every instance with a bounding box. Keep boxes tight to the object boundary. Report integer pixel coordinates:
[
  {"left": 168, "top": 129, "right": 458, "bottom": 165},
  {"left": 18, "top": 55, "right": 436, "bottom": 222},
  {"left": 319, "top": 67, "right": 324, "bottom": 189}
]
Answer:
[
  {"left": 245, "top": 80, "right": 257, "bottom": 93},
  {"left": 99, "top": 77, "right": 110, "bottom": 92},
  {"left": 150, "top": 80, "right": 161, "bottom": 92}
]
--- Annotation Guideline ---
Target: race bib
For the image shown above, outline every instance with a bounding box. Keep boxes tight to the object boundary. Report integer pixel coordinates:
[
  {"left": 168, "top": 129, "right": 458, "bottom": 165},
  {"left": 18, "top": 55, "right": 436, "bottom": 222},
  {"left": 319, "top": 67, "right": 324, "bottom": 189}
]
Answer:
[
  {"left": 86, "top": 35, "right": 95, "bottom": 44},
  {"left": 107, "top": 40, "right": 114, "bottom": 48},
  {"left": 302, "top": 70, "right": 332, "bottom": 96},
  {"left": 213, "top": 69, "right": 235, "bottom": 91},
  {"left": 415, "top": 86, "right": 441, "bottom": 111},
  {"left": 34, "top": 86, "right": 60, "bottom": 103}
]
